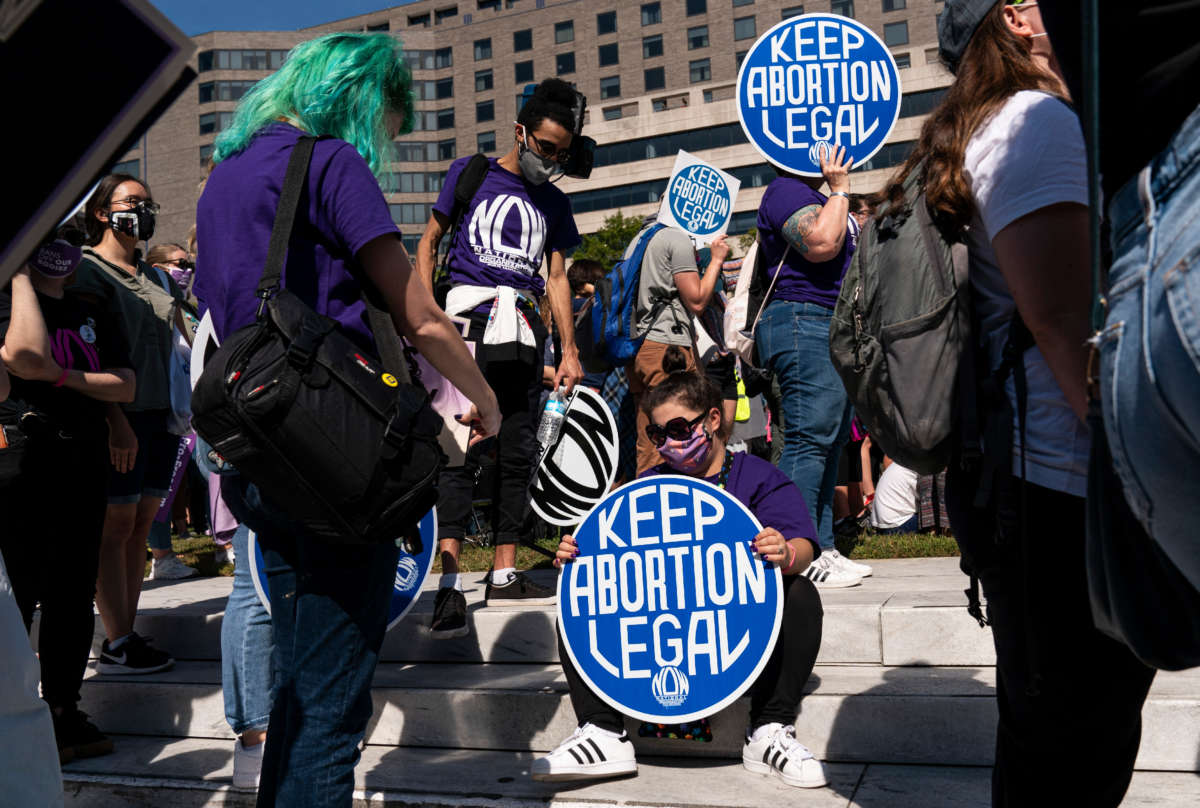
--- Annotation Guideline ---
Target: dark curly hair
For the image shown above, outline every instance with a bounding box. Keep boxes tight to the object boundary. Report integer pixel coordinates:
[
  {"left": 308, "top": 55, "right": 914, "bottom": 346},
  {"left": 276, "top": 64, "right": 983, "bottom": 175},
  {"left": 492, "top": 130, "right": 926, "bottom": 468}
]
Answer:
[{"left": 517, "top": 77, "right": 578, "bottom": 133}]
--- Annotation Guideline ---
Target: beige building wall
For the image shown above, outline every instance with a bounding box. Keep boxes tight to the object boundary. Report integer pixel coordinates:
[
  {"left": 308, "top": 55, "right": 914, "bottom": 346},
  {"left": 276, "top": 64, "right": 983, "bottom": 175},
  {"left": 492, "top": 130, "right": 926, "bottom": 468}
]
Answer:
[{"left": 119, "top": 0, "right": 951, "bottom": 251}]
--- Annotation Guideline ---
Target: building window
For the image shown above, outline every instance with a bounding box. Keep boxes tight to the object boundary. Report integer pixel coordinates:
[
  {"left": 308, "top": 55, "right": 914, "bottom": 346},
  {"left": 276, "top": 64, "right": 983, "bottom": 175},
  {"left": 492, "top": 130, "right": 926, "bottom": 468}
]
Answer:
[
  {"left": 689, "top": 58, "right": 711, "bottom": 83},
  {"left": 405, "top": 49, "right": 455, "bottom": 70},
  {"left": 474, "top": 38, "right": 492, "bottom": 60},
  {"left": 644, "top": 66, "right": 665, "bottom": 91},
  {"left": 899, "top": 87, "right": 948, "bottom": 118},
  {"left": 112, "top": 159, "right": 140, "bottom": 178},
  {"left": 199, "top": 144, "right": 214, "bottom": 166},
  {"left": 643, "top": 34, "right": 663, "bottom": 58},
  {"left": 368, "top": 21, "right": 390, "bottom": 31},
  {"left": 782, "top": 5, "right": 804, "bottom": 19},
  {"left": 733, "top": 16, "right": 756, "bottom": 40},
  {"left": 882, "top": 0, "right": 905, "bottom": 10},
  {"left": 894, "top": 52, "right": 911, "bottom": 68},
  {"left": 437, "top": 109, "right": 456, "bottom": 129},
  {"left": 733, "top": 0, "right": 754, "bottom": 6},
  {"left": 408, "top": 12, "right": 431, "bottom": 26},
  {"left": 387, "top": 170, "right": 448, "bottom": 194},
  {"left": 198, "top": 51, "right": 212, "bottom": 71},
  {"left": 597, "top": 11, "right": 617, "bottom": 35},
  {"left": 641, "top": 2, "right": 661, "bottom": 25},
  {"left": 514, "top": 28, "right": 532, "bottom": 51},
  {"left": 598, "top": 43, "right": 619, "bottom": 66},
  {"left": 389, "top": 203, "right": 435, "bottom": 225},
  {"left": 515, "top": 60, "right": 534, "bottom": 83},
  {"left": 600, "top": 75, "right": 621, "bottom": 99},
  {"left": 653, "top": 98, "right": 668, "bottom": 112},
  {"left": 555, "top": 21, "right": 574, "bottom": 43},
  {"left": 197, "top": 80, "right": 256, "bottom": 103},
  {"left": 476, "top": 100, "right": 495, "bottom": 122},
  {"left": 435, "top": 77, "right": 454, "bottom": 98},
  {"left": 197, "top": 49, "right": 289, "bottom": 72},
  {"left": 588, "top": 121, "right": 748, "bottom": 169},
  {"left": 476, "top": 69, "right": 493, "bottom": 91},
  {"left": 434, "top": 6, "right": 458, "bottom": 24},
  {"left": 438, "top": 139, "right": 457, "bottom": 160},
  {"left": 925, "top": 46, "right": 940, "bottom": 63},
  {"left": 735, "top": 50, "right": 748, "bottom": 68},
  {"left": 688, "top": 26, "right": 709, "bottom": 49},
  {"left": 557, "top": 52, "right": 576, "bottom": 74},
  {"left": 830, "top": 0, "right": 853, "bottom": 17},
  {"left": 478, "top": 131, "right": 496, "bottom": 152},
  {"left": 435, "top": 47, "right": 453, "bottom": 68},
  {"left": 603, "top": 106, "right": 623, "bottom": 121},
  {"left": 478, "top": 0, "right": 500, "bottom": 9},
  {"left": 686, "top": 0, "right": 706, "bottom": 15},
  {"left": 198, "top": 110, "right": 234, "bottom": 135},
  {"left": 883, "top": 20, "right": 908, "bottom": 46}
]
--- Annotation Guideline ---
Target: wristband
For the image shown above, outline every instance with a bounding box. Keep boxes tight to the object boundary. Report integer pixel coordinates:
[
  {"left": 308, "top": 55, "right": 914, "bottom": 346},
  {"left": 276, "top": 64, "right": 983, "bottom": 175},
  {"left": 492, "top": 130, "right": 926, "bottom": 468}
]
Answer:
[
  {"left": 829, "top": 190, "right": 850, "bottom": 200},
  {"left": 53, "top": 368, "right": 69, "bottom": 387}
]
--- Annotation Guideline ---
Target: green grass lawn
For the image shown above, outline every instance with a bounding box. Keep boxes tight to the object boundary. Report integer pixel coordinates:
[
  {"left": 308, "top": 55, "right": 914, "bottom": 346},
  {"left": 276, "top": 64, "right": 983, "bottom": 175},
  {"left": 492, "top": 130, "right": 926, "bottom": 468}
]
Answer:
[{"left": 160, "top": 526, "right": 955, "bottom": 578}]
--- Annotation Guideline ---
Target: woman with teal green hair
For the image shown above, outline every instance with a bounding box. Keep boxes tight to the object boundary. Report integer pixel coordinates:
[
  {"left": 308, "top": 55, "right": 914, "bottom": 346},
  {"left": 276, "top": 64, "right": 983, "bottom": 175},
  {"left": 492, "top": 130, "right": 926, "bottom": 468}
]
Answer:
[{"left": 194, "top": 32, "right": 499, "bottom": 807}]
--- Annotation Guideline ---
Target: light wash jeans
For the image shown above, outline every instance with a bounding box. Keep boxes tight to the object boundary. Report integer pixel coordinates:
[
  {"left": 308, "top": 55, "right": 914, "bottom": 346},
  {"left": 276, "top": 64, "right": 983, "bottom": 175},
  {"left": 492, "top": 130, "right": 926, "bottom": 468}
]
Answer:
[
  {"left": 1099, "top": 100, "right": 1200, "bottom": 594},
  {"left": 220, "top": 522, "right": 273, "bottom": 735},
  {"left": 755, "top": 299, "right": 853, "bottom": 550}
]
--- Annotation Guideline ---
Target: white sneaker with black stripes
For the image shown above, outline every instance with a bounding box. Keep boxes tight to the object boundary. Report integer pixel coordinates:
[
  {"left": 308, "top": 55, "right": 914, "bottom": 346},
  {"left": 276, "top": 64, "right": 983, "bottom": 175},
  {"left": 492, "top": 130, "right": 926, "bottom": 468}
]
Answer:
[
  {"left": 530, "top": 723, "right": 637, "bottom": 782},
  {"left": 800, "top": 552, "right": 862, "bottom": 588},
  {"left": 742, "top": 723, "right": 827, "bottom": 788}
]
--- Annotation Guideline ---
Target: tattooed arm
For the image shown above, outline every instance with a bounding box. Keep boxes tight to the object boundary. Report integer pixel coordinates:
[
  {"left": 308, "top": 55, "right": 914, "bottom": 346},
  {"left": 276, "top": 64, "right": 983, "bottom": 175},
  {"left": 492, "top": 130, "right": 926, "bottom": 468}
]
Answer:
[{"left": 780, "top": 144, "right": 853, "bottom": 262}]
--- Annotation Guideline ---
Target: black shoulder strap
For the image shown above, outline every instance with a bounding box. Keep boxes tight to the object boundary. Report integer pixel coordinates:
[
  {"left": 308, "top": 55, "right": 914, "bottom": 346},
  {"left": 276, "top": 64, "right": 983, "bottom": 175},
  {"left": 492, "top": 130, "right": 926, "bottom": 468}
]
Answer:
[
  {"left": 438, "top": 154, "right": 491, "bottom": 279},
  {"left": 256, "top": 136, "right": 317, "bottom": 301}
]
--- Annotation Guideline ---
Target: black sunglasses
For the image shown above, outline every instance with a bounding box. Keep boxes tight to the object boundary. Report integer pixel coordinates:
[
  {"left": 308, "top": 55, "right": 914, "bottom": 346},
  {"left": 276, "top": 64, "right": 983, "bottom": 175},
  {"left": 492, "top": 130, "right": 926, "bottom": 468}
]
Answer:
[
  {"left": 165, "top": 258, "right": 195, "bottom": 271},
  {"left": 645, "top": 412, "right": 707, "bottom": 448}
]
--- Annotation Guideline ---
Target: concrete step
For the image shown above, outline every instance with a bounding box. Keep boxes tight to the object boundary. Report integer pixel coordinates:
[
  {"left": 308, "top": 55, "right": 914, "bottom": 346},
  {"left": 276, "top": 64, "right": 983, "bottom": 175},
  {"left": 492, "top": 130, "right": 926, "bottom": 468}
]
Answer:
[
  {"left": 60, "top": 735, "right": 1200, "bottom": 807},
  {"left": 77, "top": 661, "right": 1200, "bottom": 771},
  {"left": 50, "top": 558, "right": 999, "bottom": 667}
]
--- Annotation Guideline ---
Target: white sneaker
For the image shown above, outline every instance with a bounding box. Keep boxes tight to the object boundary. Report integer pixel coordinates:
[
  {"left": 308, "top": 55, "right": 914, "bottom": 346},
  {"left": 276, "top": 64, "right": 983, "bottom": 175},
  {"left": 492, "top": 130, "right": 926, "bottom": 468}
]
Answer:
[
  {"left": 531, "top": 723, "right": 637, "bottom": 782},
  {"left": 800, "top": 553, "right": 862, "bottom": 588},
  {"left": 231, "top": 736, "right": 264, "bottom": 791},
  {"left": 826, "top": 548, "right": 873, "bottom": 578},
  {"left": 214, "top": 544, "right": 236, "bottom": 566},
  {"left": 743, "top": 723, "right": 827, "bottom": 788},
  {"left": 149, "top": 555, "right": 198, "bottom": 580}
]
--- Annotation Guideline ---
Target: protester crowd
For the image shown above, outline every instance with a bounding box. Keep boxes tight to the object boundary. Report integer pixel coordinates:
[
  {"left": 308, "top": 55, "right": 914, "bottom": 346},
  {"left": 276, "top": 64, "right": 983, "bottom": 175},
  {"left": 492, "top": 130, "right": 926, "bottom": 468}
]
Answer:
[{"left": 2, "top": 1, "right": 1198, "bottom": 806}]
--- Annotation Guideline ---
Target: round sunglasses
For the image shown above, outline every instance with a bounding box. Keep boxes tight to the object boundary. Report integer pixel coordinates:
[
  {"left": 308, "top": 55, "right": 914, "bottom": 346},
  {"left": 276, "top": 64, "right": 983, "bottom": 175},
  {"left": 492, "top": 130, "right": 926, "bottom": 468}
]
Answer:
[{"left": 644, "top": 412, "right": 707, "bottom": 448}]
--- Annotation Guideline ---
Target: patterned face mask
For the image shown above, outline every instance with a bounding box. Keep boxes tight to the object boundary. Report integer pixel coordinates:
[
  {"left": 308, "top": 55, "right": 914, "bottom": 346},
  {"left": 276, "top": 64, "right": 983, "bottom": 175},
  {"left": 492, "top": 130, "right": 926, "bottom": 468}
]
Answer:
[{"left": 656, "top": 423, "right": 713, "bottom": 474}]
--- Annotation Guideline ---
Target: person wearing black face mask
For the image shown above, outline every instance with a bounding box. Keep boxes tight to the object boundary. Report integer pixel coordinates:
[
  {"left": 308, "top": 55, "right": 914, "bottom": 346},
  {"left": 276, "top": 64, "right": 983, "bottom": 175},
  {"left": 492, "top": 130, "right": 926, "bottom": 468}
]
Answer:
[
  {"left": 413, "top": 78, "right": 587, "bottom": 638},
  {"left": 72, "top": 174, "right": 193, "bottom": 676}
]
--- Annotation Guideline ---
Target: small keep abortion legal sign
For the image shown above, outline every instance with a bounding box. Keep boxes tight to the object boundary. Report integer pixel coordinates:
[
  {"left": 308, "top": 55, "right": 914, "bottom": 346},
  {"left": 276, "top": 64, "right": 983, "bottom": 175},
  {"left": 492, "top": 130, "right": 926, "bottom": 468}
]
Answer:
[
  {"left": 558, "top": 476, "right": 782, "bottom": 723},
  {"left": 656, "top": 151, "right": 741, "bottom": 245},
  {"left": 736, "top": 13, "right": 901, "bottom": 176}
]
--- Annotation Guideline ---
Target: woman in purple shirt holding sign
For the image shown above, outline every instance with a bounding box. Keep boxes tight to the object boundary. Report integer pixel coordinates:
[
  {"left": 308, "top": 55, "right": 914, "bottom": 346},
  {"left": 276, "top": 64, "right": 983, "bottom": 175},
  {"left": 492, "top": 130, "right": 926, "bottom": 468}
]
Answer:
[{"left": 537, "top": 348, "right": 827, "bottom": 790}]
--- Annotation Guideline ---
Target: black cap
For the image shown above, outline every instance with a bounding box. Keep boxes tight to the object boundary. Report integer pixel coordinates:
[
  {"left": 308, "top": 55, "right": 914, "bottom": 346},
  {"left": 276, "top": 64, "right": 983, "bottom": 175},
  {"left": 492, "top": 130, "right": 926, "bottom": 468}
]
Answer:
[{"left": 938, "top": 0, "right": 998, "bottom": 74}]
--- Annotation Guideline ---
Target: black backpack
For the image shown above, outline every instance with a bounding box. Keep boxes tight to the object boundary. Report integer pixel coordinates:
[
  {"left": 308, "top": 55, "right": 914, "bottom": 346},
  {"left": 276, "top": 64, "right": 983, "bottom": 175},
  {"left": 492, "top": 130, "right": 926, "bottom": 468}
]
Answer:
[{"left": 191, "top": 137, "right": 445, "bottom": 546}]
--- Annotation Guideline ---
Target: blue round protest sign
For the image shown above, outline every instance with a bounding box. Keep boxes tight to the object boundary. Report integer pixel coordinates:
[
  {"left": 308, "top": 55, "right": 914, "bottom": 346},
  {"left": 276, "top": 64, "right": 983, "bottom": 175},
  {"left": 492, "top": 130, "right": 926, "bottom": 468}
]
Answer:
[
  {"left": 248, "top": 508, "right": 437, "bottom": 630},
  {"left": 736, "top": 13, "right": 901, "bottom": 176},
  {"left": 558, "top": 477, "right": 782, "bottom": 723},
  {"left": 667, "top": 162, "right": 733, "bottom": 237}
]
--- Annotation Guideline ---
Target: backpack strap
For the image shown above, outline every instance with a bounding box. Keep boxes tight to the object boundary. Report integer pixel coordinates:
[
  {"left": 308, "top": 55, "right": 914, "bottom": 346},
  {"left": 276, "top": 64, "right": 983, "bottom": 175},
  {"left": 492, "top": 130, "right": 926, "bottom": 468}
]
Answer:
[
  {"left": 629, "top": 223, "right": 670, "bottom": 339},
  {"left": 747, "top": 242, "right": 790, "bottom": 337},
  {"left": 437, "top": 153, "right": 491, "bottom": 284}
]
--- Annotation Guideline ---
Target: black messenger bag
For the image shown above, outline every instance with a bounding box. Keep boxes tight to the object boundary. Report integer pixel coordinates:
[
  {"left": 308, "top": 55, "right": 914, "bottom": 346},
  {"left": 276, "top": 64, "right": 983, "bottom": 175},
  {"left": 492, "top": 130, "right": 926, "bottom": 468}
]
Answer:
[{"left": 191, "top": 136, "right": 445, "bottom": 545}]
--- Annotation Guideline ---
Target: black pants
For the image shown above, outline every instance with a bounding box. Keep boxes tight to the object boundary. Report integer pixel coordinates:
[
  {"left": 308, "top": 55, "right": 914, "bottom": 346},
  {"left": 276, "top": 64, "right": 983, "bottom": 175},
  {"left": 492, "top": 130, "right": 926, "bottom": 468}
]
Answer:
[
  {"left": 561, "top": 574, "right": 823, "bottom": 733},
  {"left": 437, "top": 357, "right": 544, "bottom": 547},
  {"left": 947, "top": 473, "right": 1156, "bottom": 808},
  {"left": 0, "top": 434, "right": 108, "bottom": 711}
]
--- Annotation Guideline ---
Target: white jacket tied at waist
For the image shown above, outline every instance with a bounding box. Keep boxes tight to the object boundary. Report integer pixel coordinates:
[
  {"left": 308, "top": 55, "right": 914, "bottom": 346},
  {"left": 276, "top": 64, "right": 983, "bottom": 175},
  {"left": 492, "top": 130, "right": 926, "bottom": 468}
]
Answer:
[{"left": 445, "top": 284, "right": 537, "bottom": 350}]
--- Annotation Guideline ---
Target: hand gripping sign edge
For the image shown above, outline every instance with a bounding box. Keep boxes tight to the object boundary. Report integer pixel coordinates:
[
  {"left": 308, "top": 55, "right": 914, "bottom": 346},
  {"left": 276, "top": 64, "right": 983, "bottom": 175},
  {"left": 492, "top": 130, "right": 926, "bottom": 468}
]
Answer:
[
  {"left": 248, "top": 507, "right": 438, "bottom": 631},
  {"left": 735, "top": 13, "right": 902, "bottom": 177},
  {"left": 557, "top": 475, "right": 783, "bottom": 724},
  {"left": 530, "top": 386, "right": 620, "bottom": 527}
]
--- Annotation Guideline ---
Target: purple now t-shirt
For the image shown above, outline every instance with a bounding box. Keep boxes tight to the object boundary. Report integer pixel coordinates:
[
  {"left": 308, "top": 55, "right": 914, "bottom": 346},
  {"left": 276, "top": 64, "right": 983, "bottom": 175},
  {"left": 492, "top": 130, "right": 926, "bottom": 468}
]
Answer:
[
  {"left": 434, "top": 157, "right": 581, "bottom": 296},
  {"left": 194, "top": 123, "right": 399, "bottom": 352},
  {"left": 643, "top": 452, "right": 820, "bottom": 559},
  {"left": 756, "top": 176, "right": 856, "bottom": 309}
]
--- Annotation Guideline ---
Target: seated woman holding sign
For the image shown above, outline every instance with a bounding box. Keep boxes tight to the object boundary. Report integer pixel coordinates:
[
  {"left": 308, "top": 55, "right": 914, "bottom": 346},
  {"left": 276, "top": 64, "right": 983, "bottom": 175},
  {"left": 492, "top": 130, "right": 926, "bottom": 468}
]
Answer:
[{"left": 535, "top": 347, "right": 826, "bottom": 789}]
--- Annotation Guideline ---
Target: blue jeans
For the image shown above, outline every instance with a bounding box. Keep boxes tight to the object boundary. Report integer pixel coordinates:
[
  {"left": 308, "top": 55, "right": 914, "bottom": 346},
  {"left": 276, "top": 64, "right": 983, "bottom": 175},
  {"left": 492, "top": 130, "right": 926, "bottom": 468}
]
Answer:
[
  {"left": 220, "top": 523, "right": 273, "bottom": 735},
  {"left": 1100, "top": 100, "right": 1200, "bottom": 594},
  {"left": 756, "top": 300, "right": 853, "bottom": 550},
  {"left": 224, "top": 476, "right": 400, "bottom": 808}
]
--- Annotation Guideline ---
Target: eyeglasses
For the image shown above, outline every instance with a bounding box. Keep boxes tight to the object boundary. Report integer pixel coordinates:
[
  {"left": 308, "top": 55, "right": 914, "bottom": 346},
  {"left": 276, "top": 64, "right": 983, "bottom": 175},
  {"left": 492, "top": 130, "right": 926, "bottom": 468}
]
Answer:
[
  {"left": 164, "top": 258, "right": 194, "bottom": 270},
  {"left": 110, "top": 197, "right": 160, "bottom": 214},
  {"left": 644, "top": 412, "right": 707, "bottom": 448},
  {"left": 521, "top": 125, "right": 571, "bottom": 164}
]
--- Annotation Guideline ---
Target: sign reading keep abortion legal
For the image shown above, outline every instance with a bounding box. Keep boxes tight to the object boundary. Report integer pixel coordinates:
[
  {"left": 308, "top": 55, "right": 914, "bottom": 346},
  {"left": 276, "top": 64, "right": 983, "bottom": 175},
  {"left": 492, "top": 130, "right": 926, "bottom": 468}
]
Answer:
[
  {"left": 558, "top": 476, "right": 782, "bottom": 723},
  {"left": 736, "top": 13, "right": 901, "bottom": 176},
  {"left": 656, "top": 151, "right": 742, "bottom": 245}
]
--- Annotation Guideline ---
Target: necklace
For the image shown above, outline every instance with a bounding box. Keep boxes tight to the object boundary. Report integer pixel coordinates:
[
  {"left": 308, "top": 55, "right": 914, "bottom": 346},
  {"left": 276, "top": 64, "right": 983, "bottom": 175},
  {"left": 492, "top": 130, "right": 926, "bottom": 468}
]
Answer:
[{"left": 715, "top": 448, "right": 733, "bottom": 490}]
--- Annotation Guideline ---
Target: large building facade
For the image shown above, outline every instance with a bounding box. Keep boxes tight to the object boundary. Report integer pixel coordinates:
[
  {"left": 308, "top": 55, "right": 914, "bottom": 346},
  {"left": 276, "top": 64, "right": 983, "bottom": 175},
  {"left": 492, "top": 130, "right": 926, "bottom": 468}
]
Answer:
[{"left": 121, "top": 0, "right": 951, "bottom": 251}]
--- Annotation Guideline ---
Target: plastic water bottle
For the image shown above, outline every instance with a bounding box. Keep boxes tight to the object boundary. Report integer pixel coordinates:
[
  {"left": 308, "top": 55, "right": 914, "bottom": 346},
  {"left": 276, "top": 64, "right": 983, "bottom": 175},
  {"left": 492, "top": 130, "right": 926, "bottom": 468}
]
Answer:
[{"left": 536, "top": 388, "right": 569, "bottom": 454}]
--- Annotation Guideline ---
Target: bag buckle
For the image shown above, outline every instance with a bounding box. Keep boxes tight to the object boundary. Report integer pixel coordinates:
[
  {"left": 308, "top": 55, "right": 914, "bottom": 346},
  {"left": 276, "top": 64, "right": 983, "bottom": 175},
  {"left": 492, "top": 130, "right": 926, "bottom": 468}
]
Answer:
[{"left": 286, "top": 322, "right": 324, "bottom": 369}]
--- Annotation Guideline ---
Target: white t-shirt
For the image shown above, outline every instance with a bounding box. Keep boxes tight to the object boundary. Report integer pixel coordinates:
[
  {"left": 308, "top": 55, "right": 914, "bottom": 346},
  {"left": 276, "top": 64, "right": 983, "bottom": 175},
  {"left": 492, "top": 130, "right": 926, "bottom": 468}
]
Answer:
[
  {"left": 871, "top": 462, "right": 919, "bottom": 529},
  {"left": 963, "top": 90, "right": 1091, "bottom": 497}
]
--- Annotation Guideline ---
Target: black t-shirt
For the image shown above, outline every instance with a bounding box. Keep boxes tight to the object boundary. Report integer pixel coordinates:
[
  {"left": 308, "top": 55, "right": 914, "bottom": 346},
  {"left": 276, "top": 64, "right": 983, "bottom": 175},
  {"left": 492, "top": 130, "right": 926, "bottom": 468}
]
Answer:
[
  {"left": 0, "top": 287, "right": 131, "bottom": 439},
  {"left": 1041, "top": 2, "right": 1200, "bottom": 199}
]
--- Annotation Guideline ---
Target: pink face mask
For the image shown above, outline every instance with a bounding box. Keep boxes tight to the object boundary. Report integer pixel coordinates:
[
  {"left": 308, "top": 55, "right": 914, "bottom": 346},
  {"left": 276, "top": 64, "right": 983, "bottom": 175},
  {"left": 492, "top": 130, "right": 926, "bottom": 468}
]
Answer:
[{"left": 657, "top": 425, "right": 712, "bottom": 473}]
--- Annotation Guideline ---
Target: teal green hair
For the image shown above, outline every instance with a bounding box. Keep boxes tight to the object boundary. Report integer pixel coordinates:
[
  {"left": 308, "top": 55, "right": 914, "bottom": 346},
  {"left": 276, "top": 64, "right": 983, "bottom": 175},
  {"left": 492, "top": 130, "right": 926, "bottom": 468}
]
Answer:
[{"left": 212, "top": 33, "right": 414, "bottom": 178}]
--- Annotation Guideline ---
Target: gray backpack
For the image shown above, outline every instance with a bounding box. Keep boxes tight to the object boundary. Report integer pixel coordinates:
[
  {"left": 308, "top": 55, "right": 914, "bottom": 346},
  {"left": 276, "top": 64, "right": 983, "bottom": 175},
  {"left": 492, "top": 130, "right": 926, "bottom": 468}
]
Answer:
[{"left": 829, "top": 165, "right": 970, "bottom": 475}]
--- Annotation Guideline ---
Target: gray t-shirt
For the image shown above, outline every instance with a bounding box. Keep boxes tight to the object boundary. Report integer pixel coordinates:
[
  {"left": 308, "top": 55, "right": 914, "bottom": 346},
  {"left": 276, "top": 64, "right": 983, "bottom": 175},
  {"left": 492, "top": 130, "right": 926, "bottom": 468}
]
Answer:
[{"left": 629, "top": 225, "right": 696, "bottom": 347}]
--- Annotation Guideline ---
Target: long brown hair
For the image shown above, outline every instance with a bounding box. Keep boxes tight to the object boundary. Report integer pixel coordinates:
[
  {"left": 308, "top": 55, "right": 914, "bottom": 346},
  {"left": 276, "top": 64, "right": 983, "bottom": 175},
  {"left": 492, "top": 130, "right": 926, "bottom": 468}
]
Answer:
[
  {"left": 83, "top": 174, "right": 153, "bottom": 246},
  {"left": 883, "top": 3, "right": 1065, "bottom": 233}
]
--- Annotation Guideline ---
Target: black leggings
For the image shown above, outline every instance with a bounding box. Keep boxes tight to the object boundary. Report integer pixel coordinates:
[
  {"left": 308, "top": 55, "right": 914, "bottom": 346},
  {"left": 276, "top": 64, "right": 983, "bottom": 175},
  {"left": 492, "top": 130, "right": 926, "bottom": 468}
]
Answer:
[
  {"left": 0, "top": 435, "right": 108, "bottom": 711},
  {"left": 561, "top": 573, "right": 824, "bottom": 734}
]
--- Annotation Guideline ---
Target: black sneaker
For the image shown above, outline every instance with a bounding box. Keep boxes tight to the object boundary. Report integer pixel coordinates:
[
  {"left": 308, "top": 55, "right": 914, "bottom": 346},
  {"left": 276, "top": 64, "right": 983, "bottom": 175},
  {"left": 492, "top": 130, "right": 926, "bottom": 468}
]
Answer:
[
  {"left": 96, "top": 633, "right": 174, "bottom": 675},
  {"left": 429, "top": 587, "right": 469, "bottom": 639},
  {"left": 53, "top": 708, "right": 113, "bottom": 761},
  {"left": 484, "top": 570, "right": 557, "bottom": 605}
]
